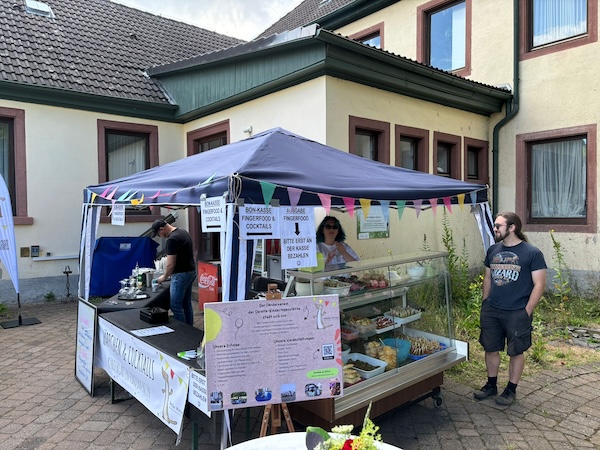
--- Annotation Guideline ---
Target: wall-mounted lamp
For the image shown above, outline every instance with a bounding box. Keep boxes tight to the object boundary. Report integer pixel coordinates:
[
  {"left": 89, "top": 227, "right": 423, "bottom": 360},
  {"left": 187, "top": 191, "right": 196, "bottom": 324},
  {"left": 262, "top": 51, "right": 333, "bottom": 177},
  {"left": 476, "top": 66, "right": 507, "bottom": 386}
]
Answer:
[{"left": 242, "top": 126, "right": 253, "bottom": 134}]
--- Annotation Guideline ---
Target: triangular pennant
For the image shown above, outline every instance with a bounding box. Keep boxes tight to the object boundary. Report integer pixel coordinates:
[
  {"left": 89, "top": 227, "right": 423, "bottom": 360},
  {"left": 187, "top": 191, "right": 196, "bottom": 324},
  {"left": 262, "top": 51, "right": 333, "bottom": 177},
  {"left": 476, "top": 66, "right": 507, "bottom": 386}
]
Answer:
[
  {"left": 149, "top": 190, "right": 161, "bottom": 199},
  {"left": 200, "top": 173, "right": 216, "bottom": 186},
  {"left": 470, "top": 191, "right": 477, "bottom": 205},
  {"left": 259, "top": 181, "right": 276, "bottom": 205},
  {"left": 396, "top": 200, "right": 406, "bottom": 220},
  {"left": 91, "top": 193, "right": 97, "bottom": 204},
  {"left": 130, "top": 194, "right": 144, "bottom": 206},
  {"left": 343, "top": 197, "right": 355, "bottom": 217},
  {"left": 317, "top": 193, "right": 331, "bottom": 214},
  {"left": 117, "top": 189, "right": 132, "bottom": 202},
  {"left": 442, "top": 196, "right": 452, "bottom": 213},
  {"left": 106, "top": 186, "right": 118, "bottom": 200},
  {"left": 287, "top": 187, "right": 302, "bottom": 207},
  {"left": 170, "top": 368, "right": 175, "bottom": 379},
  {"left": 100, "top": 185, "right": 113, "bottom": 198},
  {"left": 124, "top": 190, "right": 139, "bottom": 202},
  {"left": 379, "top": 200, "right": 390, "bottom": 223},
  {"left": 359, "top": 199, "right": 371, "bottom": 219},
  {"left": 413, "top": 199, "right": 423, "bottom": 218},
  {"left": 457, "top": 193, "right": 465, "bottom": 210},
  {"left": 429, "top": 198, "right": 438, "bottom": 217}
]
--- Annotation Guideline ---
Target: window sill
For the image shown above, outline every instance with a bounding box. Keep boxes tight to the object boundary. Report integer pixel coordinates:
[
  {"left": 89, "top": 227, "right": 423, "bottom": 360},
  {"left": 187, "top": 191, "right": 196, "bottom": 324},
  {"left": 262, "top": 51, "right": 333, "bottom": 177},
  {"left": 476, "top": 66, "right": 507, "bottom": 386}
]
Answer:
[
  {"left": 32, "top": 255, "right": 78, "bottom": 262},
  {"left": 14, "top": 216, "right": 34, "bottom": 225}
]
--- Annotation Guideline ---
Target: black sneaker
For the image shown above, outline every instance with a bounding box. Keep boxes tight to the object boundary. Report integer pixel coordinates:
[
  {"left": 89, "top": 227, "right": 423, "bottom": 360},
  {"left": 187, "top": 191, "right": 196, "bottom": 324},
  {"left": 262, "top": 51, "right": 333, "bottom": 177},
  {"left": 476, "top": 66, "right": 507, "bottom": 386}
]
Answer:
[
  {"left": 473, "top": 383, "right": 497, "bottom": 400},
  {"left": 495, "top": 388, "right": 516, "bottom": 406}
]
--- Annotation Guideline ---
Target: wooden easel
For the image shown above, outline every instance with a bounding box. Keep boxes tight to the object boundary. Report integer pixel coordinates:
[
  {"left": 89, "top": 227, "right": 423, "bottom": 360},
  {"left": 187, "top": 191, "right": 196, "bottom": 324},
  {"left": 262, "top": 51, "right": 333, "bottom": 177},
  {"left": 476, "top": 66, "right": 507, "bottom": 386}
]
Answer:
[
  {"left": 259, "top": 285, "right": 295, "bottom": 436},
  {"left": 260, "top": 403, "right": 295, "bottom": 436}
]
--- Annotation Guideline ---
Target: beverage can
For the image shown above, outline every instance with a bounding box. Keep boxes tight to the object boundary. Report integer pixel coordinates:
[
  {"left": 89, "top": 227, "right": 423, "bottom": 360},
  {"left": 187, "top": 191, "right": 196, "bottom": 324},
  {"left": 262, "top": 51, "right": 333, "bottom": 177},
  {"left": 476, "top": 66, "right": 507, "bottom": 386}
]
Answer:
[{"left": 151, "top": 279, "right": 159, "bottom": 293}]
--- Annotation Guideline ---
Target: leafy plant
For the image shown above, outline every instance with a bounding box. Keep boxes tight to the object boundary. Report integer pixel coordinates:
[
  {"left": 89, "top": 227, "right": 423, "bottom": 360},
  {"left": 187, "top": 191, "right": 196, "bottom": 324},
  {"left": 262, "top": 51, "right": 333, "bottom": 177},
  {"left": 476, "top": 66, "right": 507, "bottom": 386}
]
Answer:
[
  {"left": 549, "top": 230, "right": 572, "bottom": 306},
  {"left": 441, "top": 210, "right": 471, "bottom": 310},
  {"left": 44, "top": 291, "right": 56, "bottom": 301}
]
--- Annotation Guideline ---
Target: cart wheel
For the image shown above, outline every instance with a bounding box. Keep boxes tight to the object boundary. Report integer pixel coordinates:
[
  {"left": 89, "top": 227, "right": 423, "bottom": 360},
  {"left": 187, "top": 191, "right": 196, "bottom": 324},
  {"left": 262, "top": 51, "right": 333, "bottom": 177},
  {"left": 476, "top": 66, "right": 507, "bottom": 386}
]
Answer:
[{"left": 432, "top": 395, "right": 443, "bottom": 408}]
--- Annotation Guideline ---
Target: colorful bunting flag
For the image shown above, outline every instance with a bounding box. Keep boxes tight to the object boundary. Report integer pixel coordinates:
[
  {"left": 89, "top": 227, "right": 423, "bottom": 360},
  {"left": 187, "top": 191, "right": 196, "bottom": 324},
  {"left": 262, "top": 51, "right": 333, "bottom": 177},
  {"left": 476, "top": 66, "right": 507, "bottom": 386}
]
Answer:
[
  {"left": 343, "top": 197, "right": 355, "bottom": 217},
  {"left": 457, "top": 193, "right": 465, "bottom": 210},
  {"left": 259, "top": 181, "right": 276, "bottom": 205},
  {"left": 379, "top": 200, "right": 390, "bottom": 224},
  {"left": 442, "top": 196, "right": 452, "bottom": 213},
  {"left": 396, "top": 200, "right": 406, "bottom": 220},
  {"left": 470, "top": 191, "right": 477, "bottom": 205},
  {"left": 359, "top": 198, "right": 371, "bottom": 219},
  {"left": 106, "top": 186, "right": 118, "bottom": 200},
  {"left": 100, "top": 185, "right": 113, "bottom": 198},
  {"left": 287, "top": 187, "right": 302, "bottom": 207},
  {"left": 413, "top": 199, "right": 423, "bottom": 218},
  {"left": 429, "top": 198, "right": 438, "bottom": 217},
  {"left": 317, "top": 193, "right": 331, "bottom": 214}
]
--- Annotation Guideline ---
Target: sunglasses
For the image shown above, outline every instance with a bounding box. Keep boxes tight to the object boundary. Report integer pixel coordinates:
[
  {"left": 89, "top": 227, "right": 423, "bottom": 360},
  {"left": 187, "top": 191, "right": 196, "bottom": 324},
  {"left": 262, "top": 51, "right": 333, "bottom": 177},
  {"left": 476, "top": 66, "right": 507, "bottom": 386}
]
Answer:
[
  {"left": 494, "top": 223, "right": 509, "bottom": 229},
  {"left": 324, "top": 224, "right": 339, "bottom": 230}
]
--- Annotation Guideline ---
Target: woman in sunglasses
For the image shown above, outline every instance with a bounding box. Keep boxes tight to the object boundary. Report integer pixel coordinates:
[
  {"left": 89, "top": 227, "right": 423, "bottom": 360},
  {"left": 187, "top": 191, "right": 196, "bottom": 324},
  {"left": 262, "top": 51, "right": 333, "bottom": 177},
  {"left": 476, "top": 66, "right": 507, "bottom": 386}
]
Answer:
[{"left": 316, "top": 216, "right": 359, "bottom": 270}]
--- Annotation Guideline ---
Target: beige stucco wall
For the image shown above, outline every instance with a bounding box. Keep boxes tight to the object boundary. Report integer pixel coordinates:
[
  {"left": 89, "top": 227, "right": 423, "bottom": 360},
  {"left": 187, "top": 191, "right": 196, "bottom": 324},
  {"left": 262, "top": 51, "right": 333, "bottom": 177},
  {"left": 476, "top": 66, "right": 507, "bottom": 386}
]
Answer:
[
  {"left": 0, "top": 99, "right": 187, "bottom": 281},
  {"left": 337, "top": 0, "right": 600, "bottom": 278}
]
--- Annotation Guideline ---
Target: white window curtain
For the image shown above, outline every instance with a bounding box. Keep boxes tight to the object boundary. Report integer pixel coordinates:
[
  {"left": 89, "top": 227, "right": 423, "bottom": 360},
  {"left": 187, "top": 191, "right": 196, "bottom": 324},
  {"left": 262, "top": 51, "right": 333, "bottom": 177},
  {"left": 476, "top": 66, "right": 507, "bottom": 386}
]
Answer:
[
  {"left": 107, "top": 133, "right": 147, "bottom": 180},
  {"left": 531, "top": 139, "right": 586, "bottom": 218},
  {"left": 533, "top": 0, "right": 587, "bottom": 47}
]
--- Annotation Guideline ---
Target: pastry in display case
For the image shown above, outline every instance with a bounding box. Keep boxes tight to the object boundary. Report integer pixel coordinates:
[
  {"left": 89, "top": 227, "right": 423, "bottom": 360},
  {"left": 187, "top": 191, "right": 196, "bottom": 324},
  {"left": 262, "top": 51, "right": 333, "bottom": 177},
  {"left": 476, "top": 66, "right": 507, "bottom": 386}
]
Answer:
[{"left": 283, "top": 251, "right": 468, "bottom": 428}]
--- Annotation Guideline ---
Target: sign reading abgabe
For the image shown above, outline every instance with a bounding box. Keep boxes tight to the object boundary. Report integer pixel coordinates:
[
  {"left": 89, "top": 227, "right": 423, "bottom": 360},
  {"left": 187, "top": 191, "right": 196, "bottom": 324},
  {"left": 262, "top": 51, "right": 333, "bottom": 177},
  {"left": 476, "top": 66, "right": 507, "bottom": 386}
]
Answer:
[{"left": 204, "top": 295, "right": 343, "bottom": 411}]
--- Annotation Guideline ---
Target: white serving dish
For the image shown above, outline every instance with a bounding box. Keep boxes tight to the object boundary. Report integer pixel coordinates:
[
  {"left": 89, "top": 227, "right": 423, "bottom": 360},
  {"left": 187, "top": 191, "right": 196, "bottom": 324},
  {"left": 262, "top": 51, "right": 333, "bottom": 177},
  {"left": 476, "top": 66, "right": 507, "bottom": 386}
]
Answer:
[
  {"left": 384, "top": 311, "right": 422, "bottom": 325},
  {"left": 294, "top": 279, "right": 324, "bottom": 296},
  {"left": 343, "top": 353, "right": 387, "bottom": 379},
  {"left": 323, "top": 280, "right": 351, "bottom": 297},
  {"left": 407, "top": 265, "right": 425, "bottom": 279}
]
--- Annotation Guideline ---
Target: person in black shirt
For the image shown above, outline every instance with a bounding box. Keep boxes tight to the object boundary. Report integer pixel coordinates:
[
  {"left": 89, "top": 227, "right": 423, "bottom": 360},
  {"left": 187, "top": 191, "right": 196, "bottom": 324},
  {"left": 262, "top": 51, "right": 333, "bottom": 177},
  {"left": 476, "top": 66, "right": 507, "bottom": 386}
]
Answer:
[{"left": 152, "top": 219, "right": 197, "bottom": 325}]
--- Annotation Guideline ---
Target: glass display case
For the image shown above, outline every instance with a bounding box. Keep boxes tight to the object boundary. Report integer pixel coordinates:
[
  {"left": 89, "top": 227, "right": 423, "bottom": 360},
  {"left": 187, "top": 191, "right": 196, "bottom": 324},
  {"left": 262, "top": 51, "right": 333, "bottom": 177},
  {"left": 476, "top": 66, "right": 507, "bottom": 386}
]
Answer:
[{"left": 284, "top": 251, "right": 468, "bottom": 428}]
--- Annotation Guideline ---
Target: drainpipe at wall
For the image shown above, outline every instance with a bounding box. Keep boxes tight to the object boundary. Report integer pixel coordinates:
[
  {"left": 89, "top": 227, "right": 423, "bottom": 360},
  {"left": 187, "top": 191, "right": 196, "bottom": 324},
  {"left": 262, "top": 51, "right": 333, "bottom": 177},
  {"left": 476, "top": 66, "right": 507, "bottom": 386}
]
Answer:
[{"left": 491, "top": 0, "right": 520, "bottom": 215}]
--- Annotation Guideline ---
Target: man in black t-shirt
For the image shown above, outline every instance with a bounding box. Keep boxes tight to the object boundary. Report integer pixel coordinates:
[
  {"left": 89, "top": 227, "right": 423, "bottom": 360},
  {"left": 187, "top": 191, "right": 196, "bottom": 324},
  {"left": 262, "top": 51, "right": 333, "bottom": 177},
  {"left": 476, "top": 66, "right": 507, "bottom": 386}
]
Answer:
[
  {"left": 474, "top": 212, "right": 546, "bottom": 406},
  {"left": 153, "top": 219, "right": 197, "bottom": 325}
]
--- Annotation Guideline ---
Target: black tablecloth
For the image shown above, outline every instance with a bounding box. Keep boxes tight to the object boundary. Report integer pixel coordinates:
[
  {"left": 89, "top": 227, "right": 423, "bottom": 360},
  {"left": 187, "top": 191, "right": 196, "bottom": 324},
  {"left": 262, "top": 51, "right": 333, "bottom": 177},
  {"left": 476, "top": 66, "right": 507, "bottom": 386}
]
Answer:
[
  {"left": 99, "top": 308, "right": 203, "bottom": 358},
  {"left": 96, "top": 282, "right": 170, "bottom": 314}
]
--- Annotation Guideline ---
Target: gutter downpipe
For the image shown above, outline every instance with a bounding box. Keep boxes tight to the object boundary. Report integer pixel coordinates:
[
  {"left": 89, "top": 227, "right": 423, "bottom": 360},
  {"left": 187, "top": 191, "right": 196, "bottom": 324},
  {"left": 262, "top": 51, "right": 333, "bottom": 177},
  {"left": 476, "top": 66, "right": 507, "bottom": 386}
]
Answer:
[{"left": 491, "top": 0, "right": 520, "bottom": 215}]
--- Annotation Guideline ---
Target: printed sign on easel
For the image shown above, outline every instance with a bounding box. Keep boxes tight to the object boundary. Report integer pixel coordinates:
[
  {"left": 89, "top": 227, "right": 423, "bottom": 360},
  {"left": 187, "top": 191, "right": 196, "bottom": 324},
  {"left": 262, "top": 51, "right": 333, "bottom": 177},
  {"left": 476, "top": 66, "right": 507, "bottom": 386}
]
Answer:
[{"left": 204, "top": 295, "right": 343, "bottom": 411}]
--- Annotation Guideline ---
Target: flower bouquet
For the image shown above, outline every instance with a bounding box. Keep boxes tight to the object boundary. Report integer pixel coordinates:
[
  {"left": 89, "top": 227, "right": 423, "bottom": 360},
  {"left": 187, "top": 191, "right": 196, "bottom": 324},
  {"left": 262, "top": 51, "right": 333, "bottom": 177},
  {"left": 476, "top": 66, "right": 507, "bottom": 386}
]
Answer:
[{"left": 305, "top": 403, "right": 382, "bottom": 450}]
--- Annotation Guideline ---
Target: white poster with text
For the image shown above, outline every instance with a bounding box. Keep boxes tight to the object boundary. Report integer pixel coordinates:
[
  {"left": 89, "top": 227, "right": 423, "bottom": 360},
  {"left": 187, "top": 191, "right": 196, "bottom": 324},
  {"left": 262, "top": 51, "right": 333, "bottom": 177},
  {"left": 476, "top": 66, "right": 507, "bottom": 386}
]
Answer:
[
  {"left": 279, "top": 206, "right": 317, "bottom": 269},
  {"left": 204, "top": 295, "right": 343, "bottom": 411}
]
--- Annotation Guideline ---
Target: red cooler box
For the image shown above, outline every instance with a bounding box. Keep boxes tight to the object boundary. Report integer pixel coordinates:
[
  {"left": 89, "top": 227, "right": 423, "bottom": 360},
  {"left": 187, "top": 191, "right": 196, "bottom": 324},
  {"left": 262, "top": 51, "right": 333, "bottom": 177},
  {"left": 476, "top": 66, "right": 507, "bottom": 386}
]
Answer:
[{"left": 198, "top": 261, "right": 220, "bottom": 310}]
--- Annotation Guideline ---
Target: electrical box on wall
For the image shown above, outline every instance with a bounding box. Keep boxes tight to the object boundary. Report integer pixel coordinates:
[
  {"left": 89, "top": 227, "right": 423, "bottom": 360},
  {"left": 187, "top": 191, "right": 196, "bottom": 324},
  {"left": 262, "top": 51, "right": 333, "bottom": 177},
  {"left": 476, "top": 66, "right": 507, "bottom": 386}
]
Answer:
[
  {"left": 31, "top": 245, "right": 40, "bottom": 257},
  {"left": 20, "top": 247, "right": 30, "bottom": 257}
]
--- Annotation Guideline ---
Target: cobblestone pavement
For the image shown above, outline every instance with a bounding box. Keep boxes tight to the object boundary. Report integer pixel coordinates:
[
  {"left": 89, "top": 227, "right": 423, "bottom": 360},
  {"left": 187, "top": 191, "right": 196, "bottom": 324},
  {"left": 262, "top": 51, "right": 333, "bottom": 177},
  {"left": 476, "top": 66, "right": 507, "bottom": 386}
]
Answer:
[{"left": 1, "top": 301, "right": 600, "bottom": 450}]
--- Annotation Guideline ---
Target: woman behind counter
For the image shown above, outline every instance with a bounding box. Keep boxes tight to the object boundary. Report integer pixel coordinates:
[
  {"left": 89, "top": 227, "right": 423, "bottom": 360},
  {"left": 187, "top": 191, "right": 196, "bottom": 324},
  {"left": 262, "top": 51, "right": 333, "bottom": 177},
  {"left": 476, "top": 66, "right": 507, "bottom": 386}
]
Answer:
[{"left": 316, "top": 216, "right": 359, "bottom": 270}]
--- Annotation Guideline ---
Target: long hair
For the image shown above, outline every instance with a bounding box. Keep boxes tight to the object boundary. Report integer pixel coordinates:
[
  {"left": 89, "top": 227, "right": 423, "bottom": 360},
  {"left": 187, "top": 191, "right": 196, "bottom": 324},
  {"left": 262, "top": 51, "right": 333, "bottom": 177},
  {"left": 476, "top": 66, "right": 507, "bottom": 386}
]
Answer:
[
  {"left": 496, "top": 212, "right": 527, "bottom": 242},
  {"left": 316, "top": 216, "right": 347, "bottom": 243}
]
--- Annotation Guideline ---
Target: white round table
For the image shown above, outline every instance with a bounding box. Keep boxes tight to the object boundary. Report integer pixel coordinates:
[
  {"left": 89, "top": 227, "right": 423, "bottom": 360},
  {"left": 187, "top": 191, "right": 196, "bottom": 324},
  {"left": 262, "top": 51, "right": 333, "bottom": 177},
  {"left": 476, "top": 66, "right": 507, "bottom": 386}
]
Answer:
[{"left": 228, "top": 432, "right": 402, "bottom": 449}]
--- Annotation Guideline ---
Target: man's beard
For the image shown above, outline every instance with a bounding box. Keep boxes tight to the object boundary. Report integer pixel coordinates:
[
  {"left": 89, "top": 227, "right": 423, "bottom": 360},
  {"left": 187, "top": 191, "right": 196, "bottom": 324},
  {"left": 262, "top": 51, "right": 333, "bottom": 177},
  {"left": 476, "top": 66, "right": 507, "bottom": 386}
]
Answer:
[{"left": 494, "top": 230, "right": 508, "bottom": 242}]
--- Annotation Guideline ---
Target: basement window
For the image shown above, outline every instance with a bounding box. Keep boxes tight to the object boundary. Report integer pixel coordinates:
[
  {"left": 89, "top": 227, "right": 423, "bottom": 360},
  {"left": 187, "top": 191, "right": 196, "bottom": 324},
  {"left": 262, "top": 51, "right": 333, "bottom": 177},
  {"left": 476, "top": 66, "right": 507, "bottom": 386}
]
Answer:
[{"left": 24, "top": 0, "right": 55, "bottom": 19}]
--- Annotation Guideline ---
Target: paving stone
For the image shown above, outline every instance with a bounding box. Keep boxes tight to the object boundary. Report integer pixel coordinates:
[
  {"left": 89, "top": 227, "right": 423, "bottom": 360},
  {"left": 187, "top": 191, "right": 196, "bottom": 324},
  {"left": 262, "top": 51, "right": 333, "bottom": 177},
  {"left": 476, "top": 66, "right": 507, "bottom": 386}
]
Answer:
[{"left": 2, "top": 301, "right": 600, "bottom": 449}]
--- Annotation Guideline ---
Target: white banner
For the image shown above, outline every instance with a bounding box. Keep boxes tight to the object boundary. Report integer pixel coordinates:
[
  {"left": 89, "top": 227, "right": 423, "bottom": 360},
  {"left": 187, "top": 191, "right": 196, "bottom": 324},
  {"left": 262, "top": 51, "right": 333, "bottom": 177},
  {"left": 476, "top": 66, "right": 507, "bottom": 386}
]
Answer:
[
  {"left": 0, "top": 174, "right": 19, "bottom": 293},
  {"left": 95, "top": 318, "right": 190, "bottom": 436}
]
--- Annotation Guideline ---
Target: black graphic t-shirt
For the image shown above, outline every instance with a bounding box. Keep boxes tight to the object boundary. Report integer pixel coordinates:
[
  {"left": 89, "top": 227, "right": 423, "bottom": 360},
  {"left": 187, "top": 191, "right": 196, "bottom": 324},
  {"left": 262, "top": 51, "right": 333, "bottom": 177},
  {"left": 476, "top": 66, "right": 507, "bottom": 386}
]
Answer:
[{"left": 484, "top": 241, "right": 546, "bottom": 310}]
